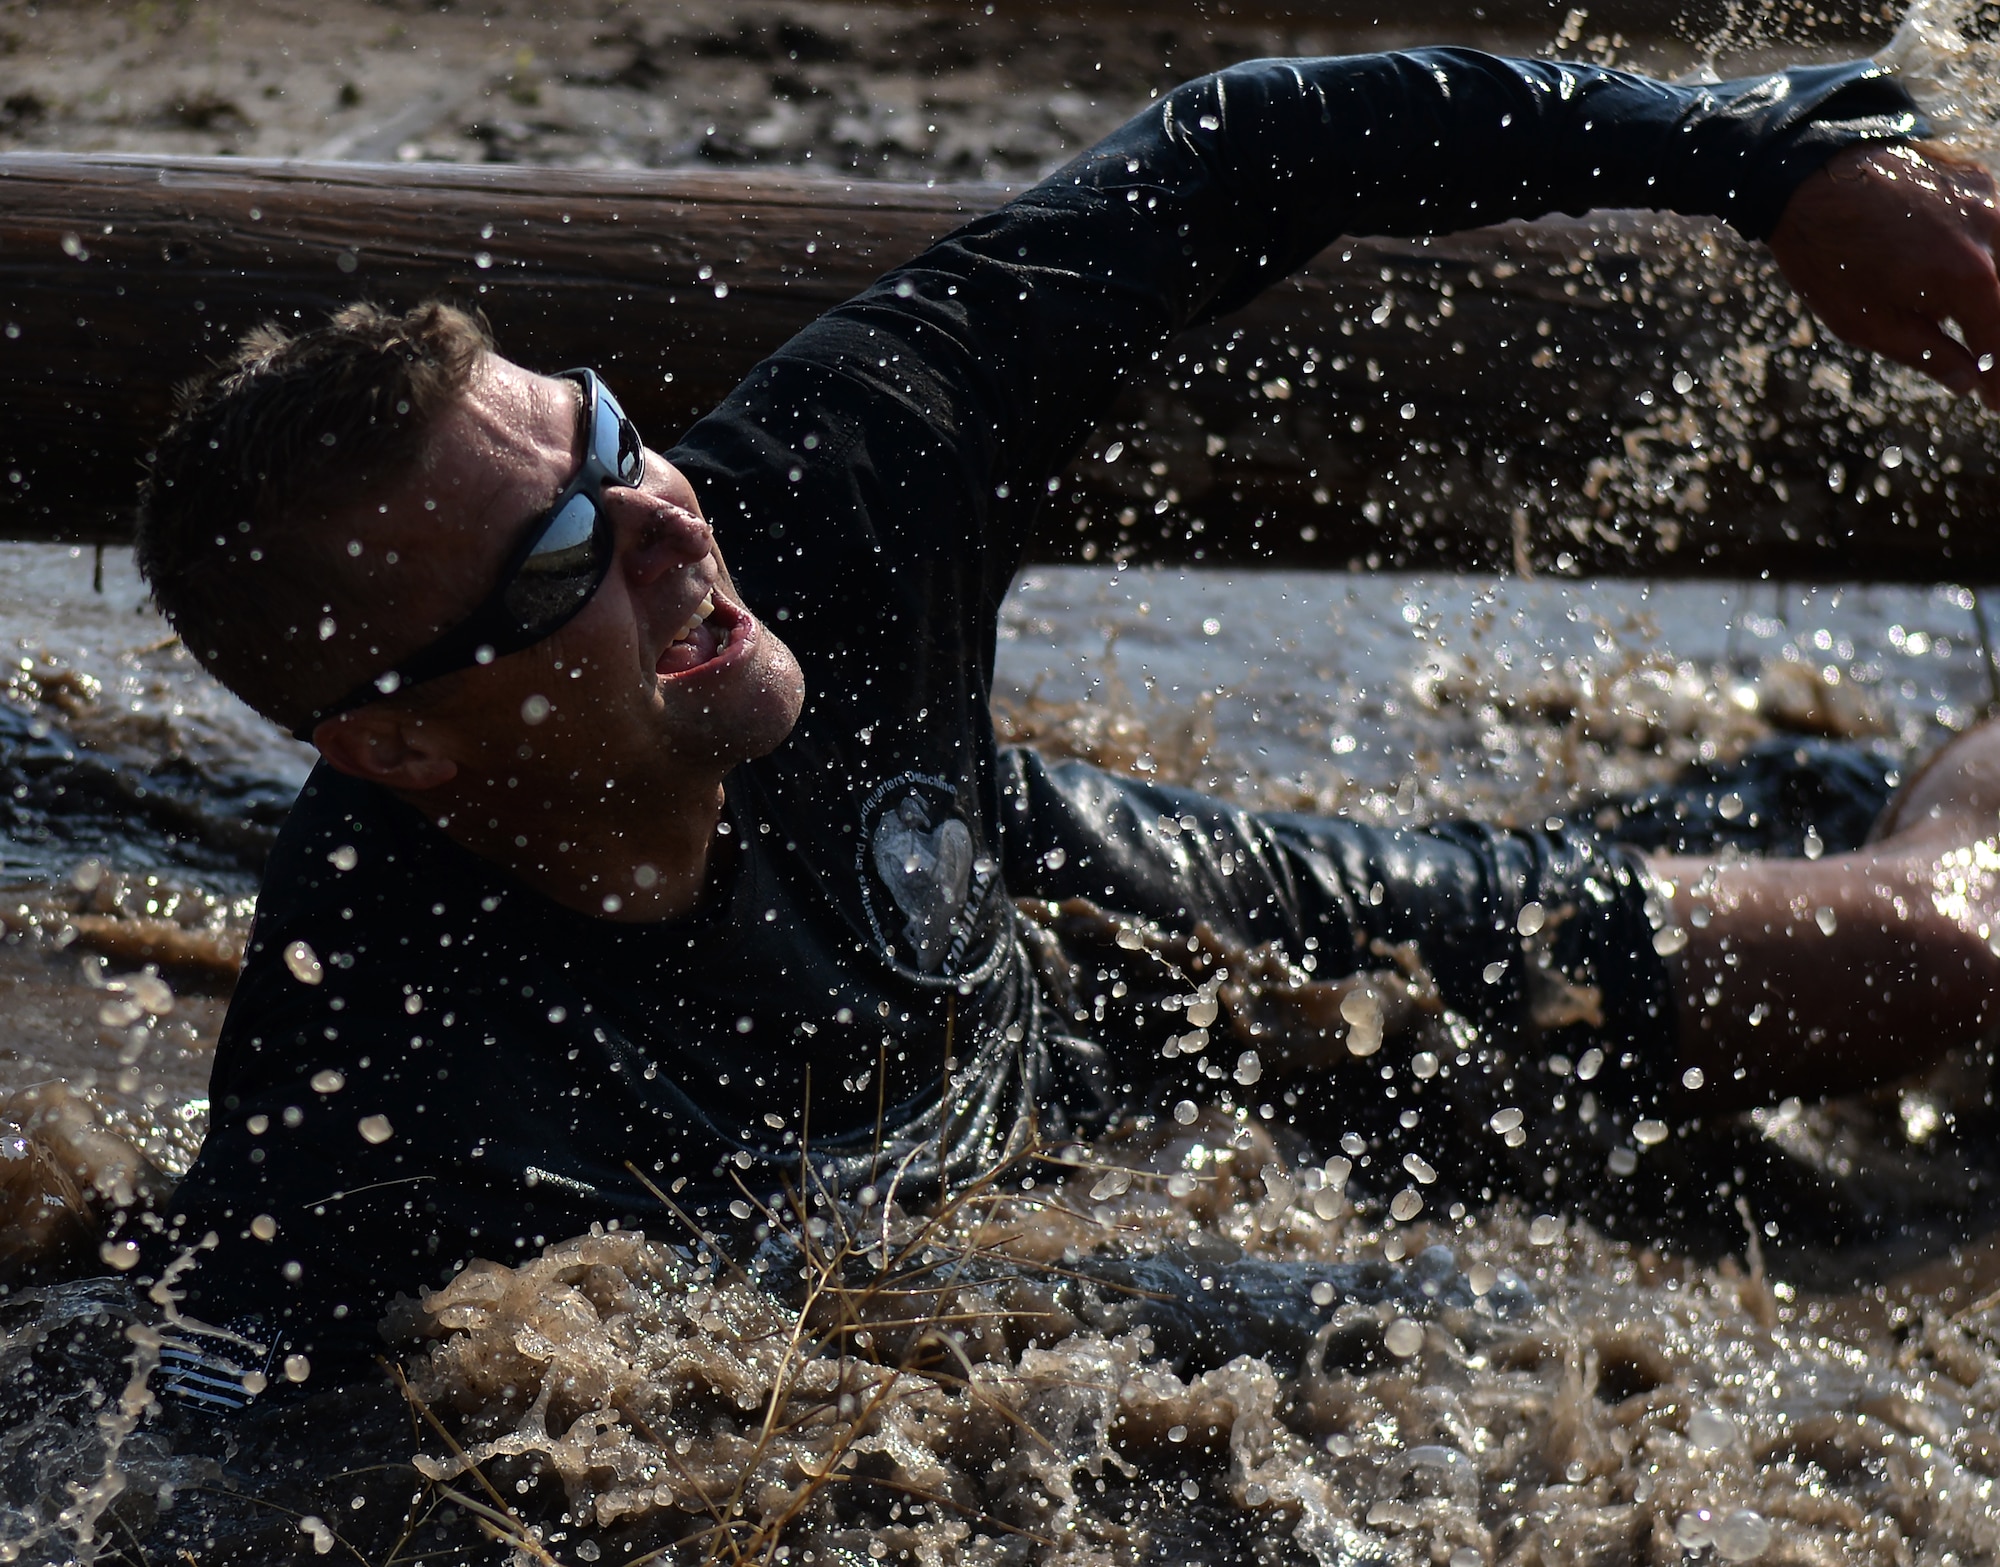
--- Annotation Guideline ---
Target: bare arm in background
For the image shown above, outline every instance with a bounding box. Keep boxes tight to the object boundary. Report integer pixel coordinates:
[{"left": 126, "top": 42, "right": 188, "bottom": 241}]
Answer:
[{"left": 1656, "top": 725, "right": 2000, "bottom": 1114}]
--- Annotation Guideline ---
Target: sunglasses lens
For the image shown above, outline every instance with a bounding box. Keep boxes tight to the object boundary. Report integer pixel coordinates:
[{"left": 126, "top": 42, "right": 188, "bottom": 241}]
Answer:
[
  {"left": 504, "top": 493, "right": 605, "bottom": 628},
  {"left": 616, "top": 415, "right": 645, "bottom": 485},
  {"left": 592, "top": 384, "right": 646, "bottom": 486}
]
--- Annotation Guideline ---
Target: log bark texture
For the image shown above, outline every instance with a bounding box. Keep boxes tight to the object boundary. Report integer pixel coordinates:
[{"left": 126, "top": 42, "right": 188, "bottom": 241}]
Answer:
[{"left": 1, "top": 151, "right": 1993, "bottom": 579}]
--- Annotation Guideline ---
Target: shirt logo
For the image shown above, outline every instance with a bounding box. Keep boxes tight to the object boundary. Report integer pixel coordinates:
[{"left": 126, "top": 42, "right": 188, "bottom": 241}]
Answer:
[{"left": 857, "top": 773, "right": 996, "bottom": 978}]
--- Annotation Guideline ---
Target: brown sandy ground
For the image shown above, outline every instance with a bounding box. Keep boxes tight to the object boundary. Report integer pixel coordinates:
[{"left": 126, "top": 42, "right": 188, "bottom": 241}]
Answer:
[{"left": 0, "top": 0, "right": 1859, "bottom": 181}]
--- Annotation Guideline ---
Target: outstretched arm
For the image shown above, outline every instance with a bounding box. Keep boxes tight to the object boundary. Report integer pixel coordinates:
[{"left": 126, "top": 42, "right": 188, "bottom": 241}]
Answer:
[
  {"left": 739, "top": 53, "right": 1922, "bottom": 544},
  {"left": 1769, "top": 142, "right": 2000, "bottom": 407},
  {"left": 680, "top": 52, "right": 1927, "bottom": 715}
]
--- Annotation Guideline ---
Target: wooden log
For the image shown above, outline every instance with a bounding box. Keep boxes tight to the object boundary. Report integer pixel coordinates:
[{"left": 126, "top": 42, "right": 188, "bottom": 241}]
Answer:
[{"left": 0, "top": 151, "right": 1993, "bottom": 579}]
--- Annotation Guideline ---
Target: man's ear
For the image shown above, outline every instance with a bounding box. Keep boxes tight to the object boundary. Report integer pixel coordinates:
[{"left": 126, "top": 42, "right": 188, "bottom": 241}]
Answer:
[{"left": 312, "top": 707, "right": 461, "bottom": 791}]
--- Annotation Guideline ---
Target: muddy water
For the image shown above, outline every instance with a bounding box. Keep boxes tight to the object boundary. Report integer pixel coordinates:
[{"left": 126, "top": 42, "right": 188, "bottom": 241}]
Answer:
[
  {"left": 16, "top": 1, "right": 2000, "bottom": 1561},
  {"left": 3, "top": 538, "right": 2000, "bottom": 1564},
  {"left": 0, "top": 546, "right": 300, "bottom": 1278}
]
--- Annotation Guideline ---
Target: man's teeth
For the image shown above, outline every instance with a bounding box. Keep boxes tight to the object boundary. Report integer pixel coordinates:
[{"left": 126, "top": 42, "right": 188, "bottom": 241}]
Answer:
[{"left": 673, "top": 594, "right": 716, "bottom": 644}]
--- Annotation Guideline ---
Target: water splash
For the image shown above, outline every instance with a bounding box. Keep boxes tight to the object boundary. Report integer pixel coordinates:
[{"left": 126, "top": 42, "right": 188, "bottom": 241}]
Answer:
[{"left": 1880, "top": 0, "right": 2000, "bottom": 148}]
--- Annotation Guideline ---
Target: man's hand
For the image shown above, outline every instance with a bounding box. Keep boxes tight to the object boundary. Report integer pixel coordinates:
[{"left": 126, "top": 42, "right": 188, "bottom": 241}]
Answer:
[{"left": 1768, "top": 143, "right": 2000, "bottom": 408}]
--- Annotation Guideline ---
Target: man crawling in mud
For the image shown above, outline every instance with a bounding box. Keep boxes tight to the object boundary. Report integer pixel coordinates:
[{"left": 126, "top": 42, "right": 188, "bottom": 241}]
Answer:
[{"left": 133, "top": 50, "right": 2000, "bottom": 1388}]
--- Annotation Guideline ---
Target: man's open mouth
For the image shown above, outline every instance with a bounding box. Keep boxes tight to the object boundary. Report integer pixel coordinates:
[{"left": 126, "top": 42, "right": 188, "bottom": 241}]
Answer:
[{"left": 656, "top": 592, "right": 743, "bottom": 677}]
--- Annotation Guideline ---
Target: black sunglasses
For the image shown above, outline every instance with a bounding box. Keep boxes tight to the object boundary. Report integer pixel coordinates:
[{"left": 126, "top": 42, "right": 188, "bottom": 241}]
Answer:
[{"left": 294, "top": 369, "right": 645, "bottom": 741}]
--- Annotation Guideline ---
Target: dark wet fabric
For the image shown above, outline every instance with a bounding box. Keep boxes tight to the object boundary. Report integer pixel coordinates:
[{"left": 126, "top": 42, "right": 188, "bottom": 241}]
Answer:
[
  {"left": 146, "top": 50, "right": 1920, "bottom": 1376},
  {"left": 998, "top": 749, "right": 1677, "bottom": 1178},
  {"left": 1575, "top": 735, "right": 1900, "bottom": 858}
]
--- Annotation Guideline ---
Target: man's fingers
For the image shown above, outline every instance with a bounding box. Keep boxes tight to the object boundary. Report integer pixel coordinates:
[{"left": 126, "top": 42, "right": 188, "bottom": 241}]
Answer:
[
  {"left": 1928, "top": 233, "right": 2000, "bottom": 377},
  {"left": 1860, "top": 310, "right": 1982, "bottom": 395},
  {"left": 1936, "top": 184, "right": 2000, "bottom": 404},
  {"left": 1769, "top": 144, "right": 2000, "bottom": 407}
]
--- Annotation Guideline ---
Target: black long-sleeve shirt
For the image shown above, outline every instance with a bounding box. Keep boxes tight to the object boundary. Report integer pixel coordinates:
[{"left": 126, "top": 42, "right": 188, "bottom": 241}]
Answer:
[{"left": 147, "top": 51, "right": 1921, "bottom": 1373}]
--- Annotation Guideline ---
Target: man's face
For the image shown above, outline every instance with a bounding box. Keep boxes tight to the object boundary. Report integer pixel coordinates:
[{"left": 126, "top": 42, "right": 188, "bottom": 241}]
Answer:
[{"left": 342, "top": 353, "right": 805, "bottom": 795}]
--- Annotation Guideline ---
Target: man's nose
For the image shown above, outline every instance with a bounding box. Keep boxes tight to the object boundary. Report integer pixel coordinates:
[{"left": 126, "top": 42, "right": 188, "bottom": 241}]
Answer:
[{"left": 615, "top": 485, "right": 713, "bottom": 579}]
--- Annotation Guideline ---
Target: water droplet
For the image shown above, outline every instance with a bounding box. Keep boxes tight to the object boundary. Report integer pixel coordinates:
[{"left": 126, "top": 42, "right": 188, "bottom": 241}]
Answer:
[
  {"left": 357, "top": 1113, "right": 394, "bottom": 1145},
  {"left": 1711, "top": 1508, "right": 1771, "bottom": 1561},
  {"left": 1516, "top": 901, "right": 1546, "bottom": 935},
  {"left": 1816, "top": 906, "right": 1838, "bottom": 935},
  {"left": 1089, "top": 1168, "right": 1132, "bottom": 1202},
  {"left": 1383, "top": 1318, "right": 1424, "bottom": 1357},
  {"left": 1341, "top": 986, "right": 1383, "bottom": 1056},
  {"left": 1528, "top": 1214, "right": 1565, "bottom": 1245},
  {"left": 1633, "top": 1119, "right": 1669, "bottom": 1146},
  {"left": 311, "top": 1069, "right": 345, "bottom": 1094},
  {"left": 284, "top": 941, "right": 323, "bottom": 985},
  {"left": 1687, "top": 1407, "right": 1737, "bottom": 1451},
  {"left": 328, "top": 845, "right": 359, "bottom": 872},
  {"left": 1390, "top": 1188, "right": 1424, "bottom": 1221}
]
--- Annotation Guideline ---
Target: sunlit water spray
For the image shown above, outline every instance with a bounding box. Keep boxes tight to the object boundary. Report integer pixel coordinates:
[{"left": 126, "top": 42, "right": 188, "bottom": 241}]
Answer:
[{"left": 1881, "top": 0, "right": 2000, "bottom": 148}]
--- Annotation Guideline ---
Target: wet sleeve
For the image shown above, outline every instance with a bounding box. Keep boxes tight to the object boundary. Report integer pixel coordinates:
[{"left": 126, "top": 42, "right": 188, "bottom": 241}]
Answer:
[{"left": 697, "top": 51, "right": 1918, "bottom": 604}]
